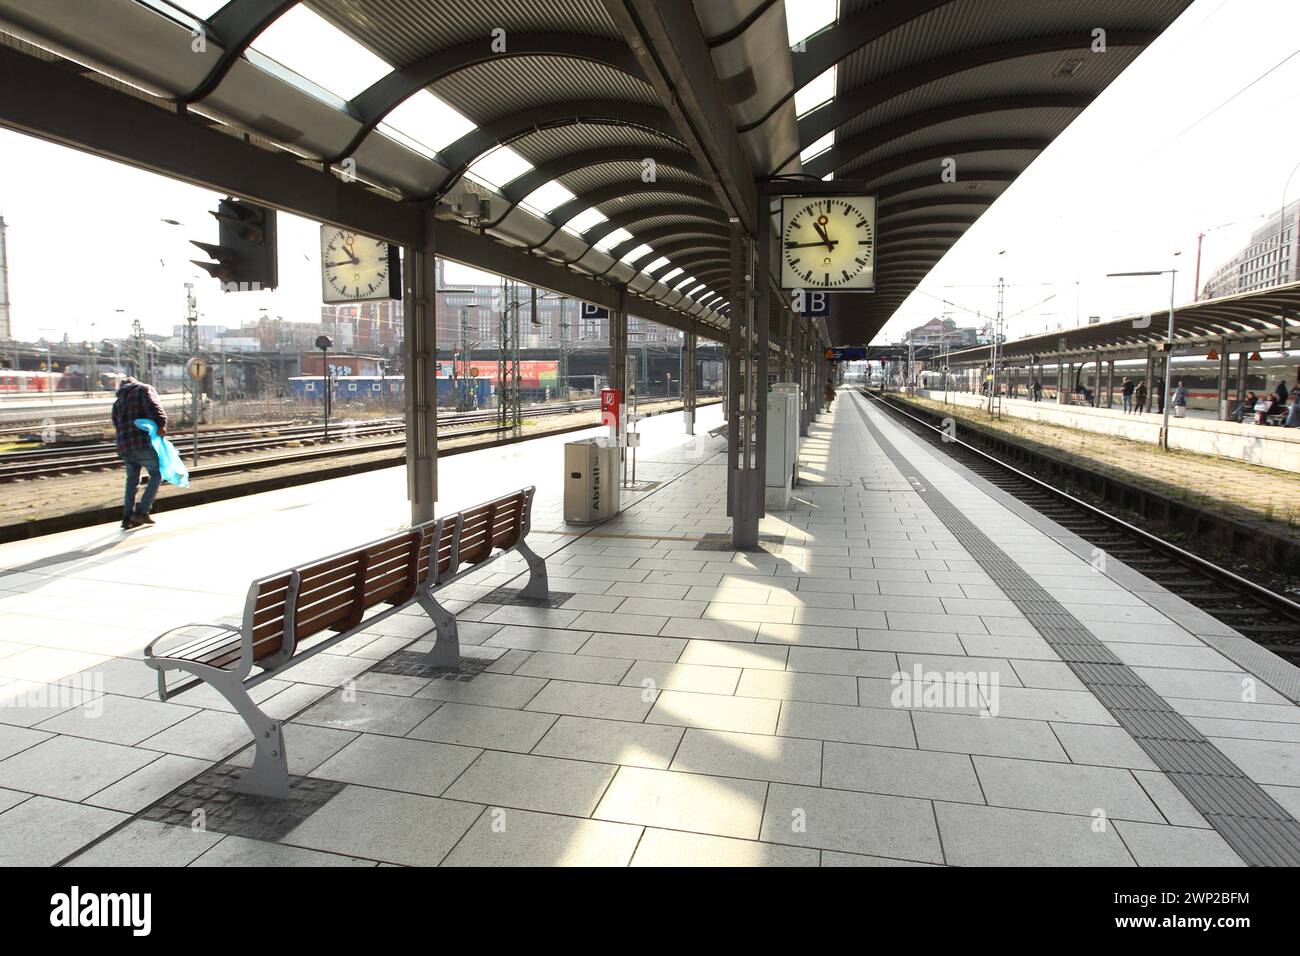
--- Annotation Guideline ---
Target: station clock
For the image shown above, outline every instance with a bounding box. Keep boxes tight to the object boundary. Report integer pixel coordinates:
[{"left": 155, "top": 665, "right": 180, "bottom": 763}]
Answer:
[
  {"left": 319, "top": 226, "right": 401, "bottom": 303},
  {"left": 779, "top": 195, "right": 876, "bottom": 292}
]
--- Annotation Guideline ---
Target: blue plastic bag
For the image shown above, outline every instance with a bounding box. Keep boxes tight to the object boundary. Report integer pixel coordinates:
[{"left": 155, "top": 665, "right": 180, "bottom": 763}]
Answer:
[{"left": 134, "top": 418, "right": 190, "bottom": 488}]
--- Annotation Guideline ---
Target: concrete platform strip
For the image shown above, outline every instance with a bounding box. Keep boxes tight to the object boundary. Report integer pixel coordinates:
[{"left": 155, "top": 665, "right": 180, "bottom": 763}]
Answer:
[{"left": 850, "top": 391, "right": 1300, "bottom": 867}]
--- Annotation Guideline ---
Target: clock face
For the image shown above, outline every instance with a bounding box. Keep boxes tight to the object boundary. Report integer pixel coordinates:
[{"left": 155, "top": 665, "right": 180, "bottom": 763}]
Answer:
[
  {"left": 779, "top": 195, "right": 876, "bottom": 291},
  {"left": 320, "top": 227, "right": 397, "bottom": 303}
]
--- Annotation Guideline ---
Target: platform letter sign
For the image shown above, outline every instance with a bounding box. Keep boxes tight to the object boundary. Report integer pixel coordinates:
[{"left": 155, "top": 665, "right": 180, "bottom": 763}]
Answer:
[
  {"left": 581, "top": 303, "right": 610, "bottom": 320},
  {"left": 793, "top": 289, "right": 831, "bottom": 318}
]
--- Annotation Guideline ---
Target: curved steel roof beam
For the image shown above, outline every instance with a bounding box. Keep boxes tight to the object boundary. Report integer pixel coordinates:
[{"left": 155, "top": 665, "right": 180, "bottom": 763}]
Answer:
[
  {"left": 483, "top": 147, "right": 701, "bottom": 229},
  {"left": 548, "top": 182, "right": 716, "bottom": 230},
  {"left": 577, "top": 203, "right": 727, "bottom": 252},
  {"left": 529, "top": 183, "right": 719, "bottom": 251},
  {"left": 604, "top": 225, "right": 730, "bottom": 263},
  {"left": 878, "top": 197, "right": 993, "bottom": 219},
  {"left": 877, "top": 169, "right": 1019, "bottom": 201},
  {"left": 739, "top": 0, "right": 957, "bottom": 133},
  {"left": 880, "top": 214, "right": 981, "bottom": 232},
  {"left": 641, "top": 237, "right": 729, "bottom": 263},
  {"left": 800, "top": 94, "right": 1091, "bottom": 179},
  {"left": 429, "top": 100, "right": 683, "bottom": 199},
  {"left": 819, "top": 137, "right": 1051, "bottom": 186},
  {"left": 182, "top": 0, "right": 299, "bottom": 106},
  {"left": 657, "top": 257, "right": 728, "bottom": 283},
  {"left": 793, "top": 31, "right": 1156, "bottom": 165},
  {"left": 331, "top": 35, "right": 646, "bottom": 163}
]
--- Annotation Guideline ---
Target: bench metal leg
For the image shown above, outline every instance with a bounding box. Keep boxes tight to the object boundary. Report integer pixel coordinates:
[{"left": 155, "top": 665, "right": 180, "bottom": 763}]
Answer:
[
  {"left": 208, "top": 672, "right": 290, "bottom": 799},
  {"left": 417, "top": 591, "right": 461, "bottom": 667},
  {"left": 516, "top": 540, "right": 549, "bottom": 601}
]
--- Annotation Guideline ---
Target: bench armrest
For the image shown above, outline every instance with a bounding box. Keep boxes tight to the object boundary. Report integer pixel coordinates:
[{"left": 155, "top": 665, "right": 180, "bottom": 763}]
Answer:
[{"left": 144, "top": 623, "right": 242, "bottom": 662}]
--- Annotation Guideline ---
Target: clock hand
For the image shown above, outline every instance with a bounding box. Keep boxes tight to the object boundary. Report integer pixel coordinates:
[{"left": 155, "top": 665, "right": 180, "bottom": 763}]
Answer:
[
  {"left": 786, "top": 240, "right": 839, "bottom": 249},
  {"left": 324, "top": 260, "right": 357, "bottom": 268},
  {"left": 812, "top": 221, "right": 834, "bottom": 251}
]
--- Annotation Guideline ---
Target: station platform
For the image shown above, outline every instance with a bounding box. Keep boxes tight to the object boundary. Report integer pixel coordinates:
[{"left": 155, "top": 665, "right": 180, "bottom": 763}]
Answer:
[
  {"left": 919, "top": 388, "right": 1300, "bottom": 473},
  {"left": 1, "top": 394, "right": 1298, "bottom": 866}
]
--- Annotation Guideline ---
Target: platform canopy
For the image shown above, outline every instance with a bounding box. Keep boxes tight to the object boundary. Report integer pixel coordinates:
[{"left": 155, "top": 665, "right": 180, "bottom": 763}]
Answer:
[
  {"left": 943, "top": 282, "right": 1300, "bottom": 366},
  {"left": 0, "top": 0, "right": 1192, "bottom": 347}
]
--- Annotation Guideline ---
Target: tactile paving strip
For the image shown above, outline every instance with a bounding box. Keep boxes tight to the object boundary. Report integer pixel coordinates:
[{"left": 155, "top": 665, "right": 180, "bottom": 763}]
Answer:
[{"left": 850, "top": 393, "right": 1300, "bottom": 866}]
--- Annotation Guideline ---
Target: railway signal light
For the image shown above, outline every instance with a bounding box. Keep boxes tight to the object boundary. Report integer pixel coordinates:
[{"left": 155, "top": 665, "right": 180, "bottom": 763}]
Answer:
[{"left": 190, "top": 197, "right": 279, "bottom": 291}]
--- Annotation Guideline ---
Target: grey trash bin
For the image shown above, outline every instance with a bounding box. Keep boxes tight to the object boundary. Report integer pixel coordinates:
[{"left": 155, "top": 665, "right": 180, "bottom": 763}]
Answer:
[{"left": 564, "top": 437, "right": 621, "bottom": 524}]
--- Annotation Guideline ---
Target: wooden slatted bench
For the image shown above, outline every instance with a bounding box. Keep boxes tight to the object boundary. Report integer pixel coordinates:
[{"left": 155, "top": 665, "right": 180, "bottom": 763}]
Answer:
[{"left": 143, "top": 486, "right": 547, "bottom": 798}]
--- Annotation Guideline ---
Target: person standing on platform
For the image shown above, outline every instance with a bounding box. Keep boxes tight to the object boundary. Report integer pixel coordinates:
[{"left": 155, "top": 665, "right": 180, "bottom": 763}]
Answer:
[
  {"left": 1032, "top": 379, "right": 1042, "bottom": 402},
  {"left": 1173, "top": 381, "right": 1188, "bottom": 418},
  {"left": 1153, "top": 378, "right": 1165, "bottom": 415},
  {"left": 1134, "top": 380, "right": 1147, "bottom": 414},
  {"left": 112, "top": 376, "right": 169, "bottom": 530},
  {"left": 1121, "top": 376, "right": 1134, "bottom": 413},
  {"left": 1286, "top": 383, "right": 1300, "bottom": 428}
]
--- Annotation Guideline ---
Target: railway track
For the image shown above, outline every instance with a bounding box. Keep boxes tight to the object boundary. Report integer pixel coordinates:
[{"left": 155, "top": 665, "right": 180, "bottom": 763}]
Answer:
[
  {"left": 0, "top": 396, "right": 701, "bottom": 481},
  {"left": 860, "top": 387, "right": 1300, "bottom": 666}
]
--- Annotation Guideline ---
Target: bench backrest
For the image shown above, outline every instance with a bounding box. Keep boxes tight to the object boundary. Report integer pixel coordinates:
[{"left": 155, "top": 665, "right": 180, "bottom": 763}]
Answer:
[{"left": 242, "top": 486, "right": 535, "bottom": 665}]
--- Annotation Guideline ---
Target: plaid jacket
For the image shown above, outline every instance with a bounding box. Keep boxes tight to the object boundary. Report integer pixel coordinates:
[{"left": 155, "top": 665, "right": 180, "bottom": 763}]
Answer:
[{"left": 112, "top": 380, "right": 169, "bottom": 456}]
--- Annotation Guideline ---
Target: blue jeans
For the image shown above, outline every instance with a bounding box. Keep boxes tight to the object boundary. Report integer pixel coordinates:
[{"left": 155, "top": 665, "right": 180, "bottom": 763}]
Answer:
[{"left": 120, "top": 445, "right": 161, "bottom": 520}]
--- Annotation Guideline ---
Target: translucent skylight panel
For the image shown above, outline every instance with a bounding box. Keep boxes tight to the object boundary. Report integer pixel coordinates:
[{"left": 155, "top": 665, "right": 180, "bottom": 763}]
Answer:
[
  {"left": 564, "top": 208, "right": 608, "bottom": 235},
  {"left": 660, "top": 267, "right": 684, "bottom": 283},
  {"left": 786, "top": 0, "right": 837, "bottom": 48},
  {"left": 643, "top": 256, "right": 670, "bottom": 273},
  {"left": 467, "top": 146, "right": 533, "bottom": 190},
  {"left": 795, "top": 66, "right": 836, "bottom": 117},
  {"left": 595, "top": 228, "right": 634, "bottom": 252},
  {"left": 165, "top": 0, "right": 228, "bottom": 18},
  {"left": 521, "top": 180, "right": 576, "bottom": 214},
  {"left": 620, "top": 243, "right": 655, "bottom": 264},
  {"left": 800, "top": 130, "right": 835, "bottom": 162},
  {"left": 381, "top": 91, "right": 476, "bottom": 154},
  {"left": 250, "top": 5, "right": 391, "bottom": 100}
]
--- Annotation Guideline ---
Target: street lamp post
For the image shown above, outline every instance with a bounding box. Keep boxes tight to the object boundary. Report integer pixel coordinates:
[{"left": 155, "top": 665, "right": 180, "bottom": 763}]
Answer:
[
  {"left": 316, "top": 334, "right": 333, "bottom": 446},
  {"left": 1108, "top": 267, "right": 1178, "bottom": 450}
]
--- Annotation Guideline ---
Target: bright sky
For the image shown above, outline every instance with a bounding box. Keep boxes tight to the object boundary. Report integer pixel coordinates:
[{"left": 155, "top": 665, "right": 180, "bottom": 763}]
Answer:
[
  {"left": 0, "top": 0, "right": 1297, "bottom": 345},
  {"left": 877, "top": 0, "right": 1300, "bottom": 343}
]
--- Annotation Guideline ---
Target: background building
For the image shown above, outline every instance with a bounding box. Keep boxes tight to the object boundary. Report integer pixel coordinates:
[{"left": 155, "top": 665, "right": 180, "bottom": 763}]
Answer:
[
  {"left": 1201, "top": 198, "right": 1300, "bottom": 299},
  {"left": 0, "top": 215, "right": 11, "bottom": 341},
  {"left": 904, "top": 317, "right": 980, "bottom": 347}
]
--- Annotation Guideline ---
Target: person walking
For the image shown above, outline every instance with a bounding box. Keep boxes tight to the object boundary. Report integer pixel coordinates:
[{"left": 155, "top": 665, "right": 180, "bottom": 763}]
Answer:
[
  {"left": 1032, "top": 379, "right": 1042, "bottom": 402},
  {"left": 1134, "top": 380, "right": 1147, "bottom": 414},
  {"left": 112, "top": 376, "right": 169, "bottom": 530},
  {"left": 1121, "top": 376, "right": 1134, "bottom": 413}
]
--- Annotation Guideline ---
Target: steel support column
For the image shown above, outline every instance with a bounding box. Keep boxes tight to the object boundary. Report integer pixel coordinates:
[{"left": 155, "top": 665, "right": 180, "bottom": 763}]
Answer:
[
  {"left": 609, "top": 295, "right": 627, "bottom": 401},
  {"left": 683, "top": 331, "right": 697, "bottom": 434},
  {"left": 1217, "top": 341, "right": 1231, "bottom": 419},
  {"left": 727, "top": 219, "right": 760, "bottom": 547},
  {"left": 403, "top": 211, "right": 438, "bottom": 524},
  {"left": 793, "top": 314, "right": 807, "bottom": 436}
]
